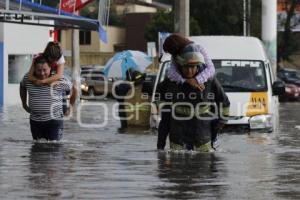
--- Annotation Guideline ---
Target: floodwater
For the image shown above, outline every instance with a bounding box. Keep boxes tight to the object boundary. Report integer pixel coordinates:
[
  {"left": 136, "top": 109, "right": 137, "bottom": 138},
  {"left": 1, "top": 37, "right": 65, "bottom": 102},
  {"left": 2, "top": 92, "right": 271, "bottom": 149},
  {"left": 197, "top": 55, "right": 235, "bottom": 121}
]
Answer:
[{"left": 0, "top": 100, "right": 299, "bottom": 200}]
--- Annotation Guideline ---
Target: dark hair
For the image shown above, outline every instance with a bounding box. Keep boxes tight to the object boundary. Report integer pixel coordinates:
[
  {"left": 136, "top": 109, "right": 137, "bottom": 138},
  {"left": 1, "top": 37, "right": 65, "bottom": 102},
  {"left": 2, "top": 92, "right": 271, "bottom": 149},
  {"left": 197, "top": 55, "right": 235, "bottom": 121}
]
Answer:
[
  {"left": 34, "top": 55, "right": 48, "bottom": 67},
  {"left": 163, "top": 33, "right": 192, "bottom": 57},
  {"left": 43, "top": 41, "right": 62, "bottom": 63}
]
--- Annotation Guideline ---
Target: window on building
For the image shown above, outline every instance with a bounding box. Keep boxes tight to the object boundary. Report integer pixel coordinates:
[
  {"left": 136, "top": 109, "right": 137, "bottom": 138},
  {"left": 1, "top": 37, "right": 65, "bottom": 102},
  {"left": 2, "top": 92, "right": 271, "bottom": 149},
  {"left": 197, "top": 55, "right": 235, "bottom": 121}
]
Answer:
[
  {"left": 57, "top": 30, "right": 61, "bottom": 42},
  {"left": 8, "top": 55, "right": 32, "bottom": 84},
  {"left": 80, "top": 30, "right": 91, "bottom": 45}
]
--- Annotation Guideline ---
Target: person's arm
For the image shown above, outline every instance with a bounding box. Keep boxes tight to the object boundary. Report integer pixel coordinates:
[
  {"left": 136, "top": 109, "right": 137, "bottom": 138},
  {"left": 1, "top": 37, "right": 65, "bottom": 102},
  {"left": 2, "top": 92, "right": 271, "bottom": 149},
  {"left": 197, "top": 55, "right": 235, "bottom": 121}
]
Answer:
[
  {"left": 167, "top": 61, "right": 185, "bottom": 84},
  {"left": 210, "top": 77, "right": 230, "bottom": 147},
  {"left": 63, "top": 84, "right": 78, "bottom": 116},
  {"left": 28, "top": 61, "right": 41, "bottom": 84},
  {"left": 28, "top": 54, "right": 45, "bottom": 85},
  {"left": 167, "top": 61, "right": 205, "bottom": 91},
  {"left": 212, "top": 77, "right": 230, "bottom": 126},
  {"left": 69, "top": 85, "right": 78, "bottom": 107},
  {"left": 57, "top": 77, "right": 75, "bottom": 116},
  {"left": 194, "top": 44, "right": 215, "bottom": 84},
  {"left": 166, "top": 44, "right": 215, "bottom": 90},
  {"left": 40, "top": 63, "right": 64, "bottom": 85},
  {"left": 28, "top": 62, "right": 35, "bottom": 81},
  {"left": 19, "top": 79, "right": 30, "bottom": 113}
]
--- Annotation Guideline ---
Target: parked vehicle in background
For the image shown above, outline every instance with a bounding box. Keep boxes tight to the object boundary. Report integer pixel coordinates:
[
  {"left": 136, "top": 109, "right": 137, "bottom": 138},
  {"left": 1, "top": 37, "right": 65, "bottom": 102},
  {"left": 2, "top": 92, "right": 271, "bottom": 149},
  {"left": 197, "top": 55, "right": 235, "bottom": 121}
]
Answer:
[
  {"left": 81, "top": 64, "right": 105, "bottom": 72},
  {"left": 277, "top": 68, "right": 300, "bottom": 86},
  {"left": 277, "top": 68, "right": 300, "bottom": 102},
  {"left": 150, "top": 36, "right": 285, "bottom": 132},
  {"left": 80, "top": 68, "right": 114, "bottom": 97},
  {"left": 278, "top": 83, "right": 300, "bottom": 102}
]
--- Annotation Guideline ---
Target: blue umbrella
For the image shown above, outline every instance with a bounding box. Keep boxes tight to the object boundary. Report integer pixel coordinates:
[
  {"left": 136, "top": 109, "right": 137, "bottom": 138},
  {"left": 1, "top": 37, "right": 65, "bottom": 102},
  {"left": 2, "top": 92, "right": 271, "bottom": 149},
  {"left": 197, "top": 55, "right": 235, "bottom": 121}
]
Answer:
[{"left": 103, "top": 50, "right": 152, "bottom": 79}]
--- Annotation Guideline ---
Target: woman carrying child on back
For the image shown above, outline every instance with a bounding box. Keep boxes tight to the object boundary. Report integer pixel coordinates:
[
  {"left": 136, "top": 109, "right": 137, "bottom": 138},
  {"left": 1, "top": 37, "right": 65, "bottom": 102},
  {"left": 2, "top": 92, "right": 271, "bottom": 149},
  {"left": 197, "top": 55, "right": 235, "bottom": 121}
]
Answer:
[{"left": 28, "top": 41, "right": 71, "bottom": 115}]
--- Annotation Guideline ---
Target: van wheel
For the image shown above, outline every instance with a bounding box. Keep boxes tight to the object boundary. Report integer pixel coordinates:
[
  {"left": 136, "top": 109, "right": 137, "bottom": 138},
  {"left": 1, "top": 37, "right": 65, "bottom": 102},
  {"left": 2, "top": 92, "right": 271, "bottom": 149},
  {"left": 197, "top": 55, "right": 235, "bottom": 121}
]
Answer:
[{"left": 88, "top": 88, "right": 95, "bottom": 97}]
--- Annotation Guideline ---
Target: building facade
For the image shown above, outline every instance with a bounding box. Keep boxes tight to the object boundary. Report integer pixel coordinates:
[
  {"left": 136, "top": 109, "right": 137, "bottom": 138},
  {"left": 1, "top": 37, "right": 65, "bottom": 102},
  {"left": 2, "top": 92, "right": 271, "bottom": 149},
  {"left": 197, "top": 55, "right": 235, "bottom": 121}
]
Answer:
[
  {"left": 56, "top": 0, "right": 171, "bottom": 66},
  {"left": 0, "top": 23, "right": 51, "bottom": 106},
  {"left": 59, "top": 26, "right": 126, "bottom": 66}
]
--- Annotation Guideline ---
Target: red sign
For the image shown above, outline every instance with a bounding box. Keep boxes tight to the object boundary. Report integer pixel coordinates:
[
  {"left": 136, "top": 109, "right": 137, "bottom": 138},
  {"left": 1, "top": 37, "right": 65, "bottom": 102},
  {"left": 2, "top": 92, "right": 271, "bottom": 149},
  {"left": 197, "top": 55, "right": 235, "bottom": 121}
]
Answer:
[
  {"left": 278, "top": 0, "right": 300, "bottom": 12},
  {"left": 61, "top": 0, "right": 94, "bottom": 13}
]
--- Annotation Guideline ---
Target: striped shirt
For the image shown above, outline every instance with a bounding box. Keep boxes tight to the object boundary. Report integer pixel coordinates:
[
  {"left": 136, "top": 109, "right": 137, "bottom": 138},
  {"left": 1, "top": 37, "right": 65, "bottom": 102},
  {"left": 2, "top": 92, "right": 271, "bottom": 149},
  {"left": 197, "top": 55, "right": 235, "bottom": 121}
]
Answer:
[
  {"left": 167, "top": 44, "right": 215, "bottom": 84},
  {"left": 20, "top": 74, "right": 72, "bottom": 121}
]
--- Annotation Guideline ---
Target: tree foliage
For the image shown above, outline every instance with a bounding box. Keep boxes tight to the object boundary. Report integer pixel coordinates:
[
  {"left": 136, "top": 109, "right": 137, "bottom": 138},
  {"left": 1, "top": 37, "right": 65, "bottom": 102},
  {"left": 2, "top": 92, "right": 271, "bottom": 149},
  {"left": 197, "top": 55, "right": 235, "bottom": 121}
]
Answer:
[
  {"left": 249, "top": 0, "right": 262, "bottom": 38},
  {"left": 108, "top": 1, "right": 125, "bottom": 27},
  {"left": 190, "top": 0, "right": 243, "bottom": 35},
  {"left": 144, "top": 10, "right": 201, "bottom": 44},
  {"left": 79, "top": 0, "right": 125, "bottom": 26},
  {"left": 80, "top": 1, "right": 98, "bottom": 19},
  {"left": 146, "top": 0, "right": 261, "bottom": 43},
  {"left": 189, "top": 0, "right": 261, "bottom": 37},
  {"left": 145, "top": 10, "right": 173, "bottom": 44}
]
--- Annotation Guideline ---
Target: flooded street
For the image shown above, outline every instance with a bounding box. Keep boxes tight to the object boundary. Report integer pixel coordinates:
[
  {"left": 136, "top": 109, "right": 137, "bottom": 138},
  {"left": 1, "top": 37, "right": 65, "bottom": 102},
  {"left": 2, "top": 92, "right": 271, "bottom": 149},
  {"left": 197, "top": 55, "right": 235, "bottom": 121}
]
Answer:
[{"left": 0, "top": 100, "right": 299, "bottom": 200}]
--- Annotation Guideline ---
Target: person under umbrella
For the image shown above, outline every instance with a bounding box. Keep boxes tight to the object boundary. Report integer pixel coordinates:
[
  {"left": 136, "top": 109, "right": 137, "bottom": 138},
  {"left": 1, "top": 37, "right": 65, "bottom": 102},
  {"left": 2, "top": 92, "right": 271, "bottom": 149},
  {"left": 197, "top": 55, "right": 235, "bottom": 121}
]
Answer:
[
  {"left": 114, "top": 69, "right": 151, "bottom": 132},
  {"left": 103, "top": 50, "right": 152, "bottom": 80}
]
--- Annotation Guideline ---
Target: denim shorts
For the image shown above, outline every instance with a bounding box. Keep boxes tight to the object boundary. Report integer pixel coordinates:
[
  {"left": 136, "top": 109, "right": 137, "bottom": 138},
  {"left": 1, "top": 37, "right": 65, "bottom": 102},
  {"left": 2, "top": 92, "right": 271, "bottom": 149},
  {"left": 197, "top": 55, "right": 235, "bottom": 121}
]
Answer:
[{"left": 30, "top": 119, "right": 64, "bottom": 141}]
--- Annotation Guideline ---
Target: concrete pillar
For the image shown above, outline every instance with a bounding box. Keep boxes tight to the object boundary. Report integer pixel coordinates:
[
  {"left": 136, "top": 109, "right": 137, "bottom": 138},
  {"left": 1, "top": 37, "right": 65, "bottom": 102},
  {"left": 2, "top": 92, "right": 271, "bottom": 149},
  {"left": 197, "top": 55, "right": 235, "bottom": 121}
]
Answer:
[
  {"left": 5, "top": 0, "right": 9, "bottom": 10},
  {"left": 0, "top": 27, "right": 3, "bottom": 106},
  {"left": 174, "top": 0, "right": 190, "bottom": 37},
  {"left": 243, "top": 0, "right": 247, "bottom": 36},
  {"left": 262, "top": 0, "right": 277, "bottom": 71},
  {"left": 72, "top": 29, "right": 80, "bottom": 112}
]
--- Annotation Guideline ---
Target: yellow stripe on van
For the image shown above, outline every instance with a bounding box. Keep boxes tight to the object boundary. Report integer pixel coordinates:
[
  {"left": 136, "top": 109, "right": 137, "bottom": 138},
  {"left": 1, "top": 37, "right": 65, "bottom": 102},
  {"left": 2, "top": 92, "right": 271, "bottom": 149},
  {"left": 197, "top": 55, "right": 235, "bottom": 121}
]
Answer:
[{"left": 246, "top": 92, "right": 268, "bottom": 117}]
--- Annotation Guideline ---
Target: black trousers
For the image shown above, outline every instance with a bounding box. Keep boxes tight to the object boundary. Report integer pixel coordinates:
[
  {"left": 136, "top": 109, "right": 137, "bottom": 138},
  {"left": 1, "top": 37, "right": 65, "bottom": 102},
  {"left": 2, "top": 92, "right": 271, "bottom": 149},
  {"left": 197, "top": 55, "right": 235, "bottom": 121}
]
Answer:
[
  {"left": 30, "top": 119, "right": 63, "bottom": 141},
  {"left": 118, "top": 102, "right": 128, "bottom": 128},
  {"left": 157, "top": 105, "right": 171, "bottom": 150}
]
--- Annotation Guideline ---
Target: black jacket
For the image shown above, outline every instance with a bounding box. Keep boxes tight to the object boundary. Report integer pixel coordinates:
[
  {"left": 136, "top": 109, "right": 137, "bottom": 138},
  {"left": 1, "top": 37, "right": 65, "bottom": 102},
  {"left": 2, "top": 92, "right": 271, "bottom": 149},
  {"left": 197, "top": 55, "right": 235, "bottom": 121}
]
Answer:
[{"left": 156, "top": 77, "right": 230, "bottom": 150}]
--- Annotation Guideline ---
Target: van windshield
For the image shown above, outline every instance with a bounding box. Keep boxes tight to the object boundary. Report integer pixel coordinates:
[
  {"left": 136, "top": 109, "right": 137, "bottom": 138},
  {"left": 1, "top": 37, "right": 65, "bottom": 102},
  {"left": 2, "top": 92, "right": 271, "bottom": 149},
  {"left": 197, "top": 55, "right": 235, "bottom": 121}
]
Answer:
[
  {"left": 214, "top": 60, "right": 267, "bottom": 92},
  {"left": 158, "top": 60, "right": 267, "bottom": 92}
]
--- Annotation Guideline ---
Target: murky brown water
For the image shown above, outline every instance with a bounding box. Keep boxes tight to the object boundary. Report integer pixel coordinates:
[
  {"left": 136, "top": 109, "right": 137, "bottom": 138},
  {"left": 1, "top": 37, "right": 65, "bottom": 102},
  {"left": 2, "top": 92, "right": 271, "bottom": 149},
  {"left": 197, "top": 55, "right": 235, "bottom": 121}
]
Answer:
[{"left": 0, "top": 101, "right": 299, "bottom": 199}]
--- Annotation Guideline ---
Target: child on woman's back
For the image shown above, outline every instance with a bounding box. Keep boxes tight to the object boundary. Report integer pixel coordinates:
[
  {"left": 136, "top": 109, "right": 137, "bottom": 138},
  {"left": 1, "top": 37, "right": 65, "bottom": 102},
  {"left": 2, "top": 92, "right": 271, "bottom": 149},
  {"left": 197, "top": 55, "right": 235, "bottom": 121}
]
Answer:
[
  {"left": 28, "top": 42, "right": 71, "bottom": 115},
  {"left": 28, "top": 41, "right": 65, "bottom": 85}
]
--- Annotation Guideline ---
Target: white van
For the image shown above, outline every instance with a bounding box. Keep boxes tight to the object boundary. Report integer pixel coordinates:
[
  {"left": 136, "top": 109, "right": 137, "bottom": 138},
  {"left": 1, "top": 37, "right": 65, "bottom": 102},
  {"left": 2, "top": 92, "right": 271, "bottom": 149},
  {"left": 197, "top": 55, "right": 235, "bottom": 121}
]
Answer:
[{"left": 150, "top": 36, "right": 285, "bottom": 132}]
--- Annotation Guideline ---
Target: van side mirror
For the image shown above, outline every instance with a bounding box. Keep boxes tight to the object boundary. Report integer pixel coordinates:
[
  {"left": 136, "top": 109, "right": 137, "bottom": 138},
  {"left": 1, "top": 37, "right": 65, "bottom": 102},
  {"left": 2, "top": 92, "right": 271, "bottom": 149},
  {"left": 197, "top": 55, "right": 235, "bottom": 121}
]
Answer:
[{"left": 272, "top": 80, "right": 285, "bottom": 96}]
